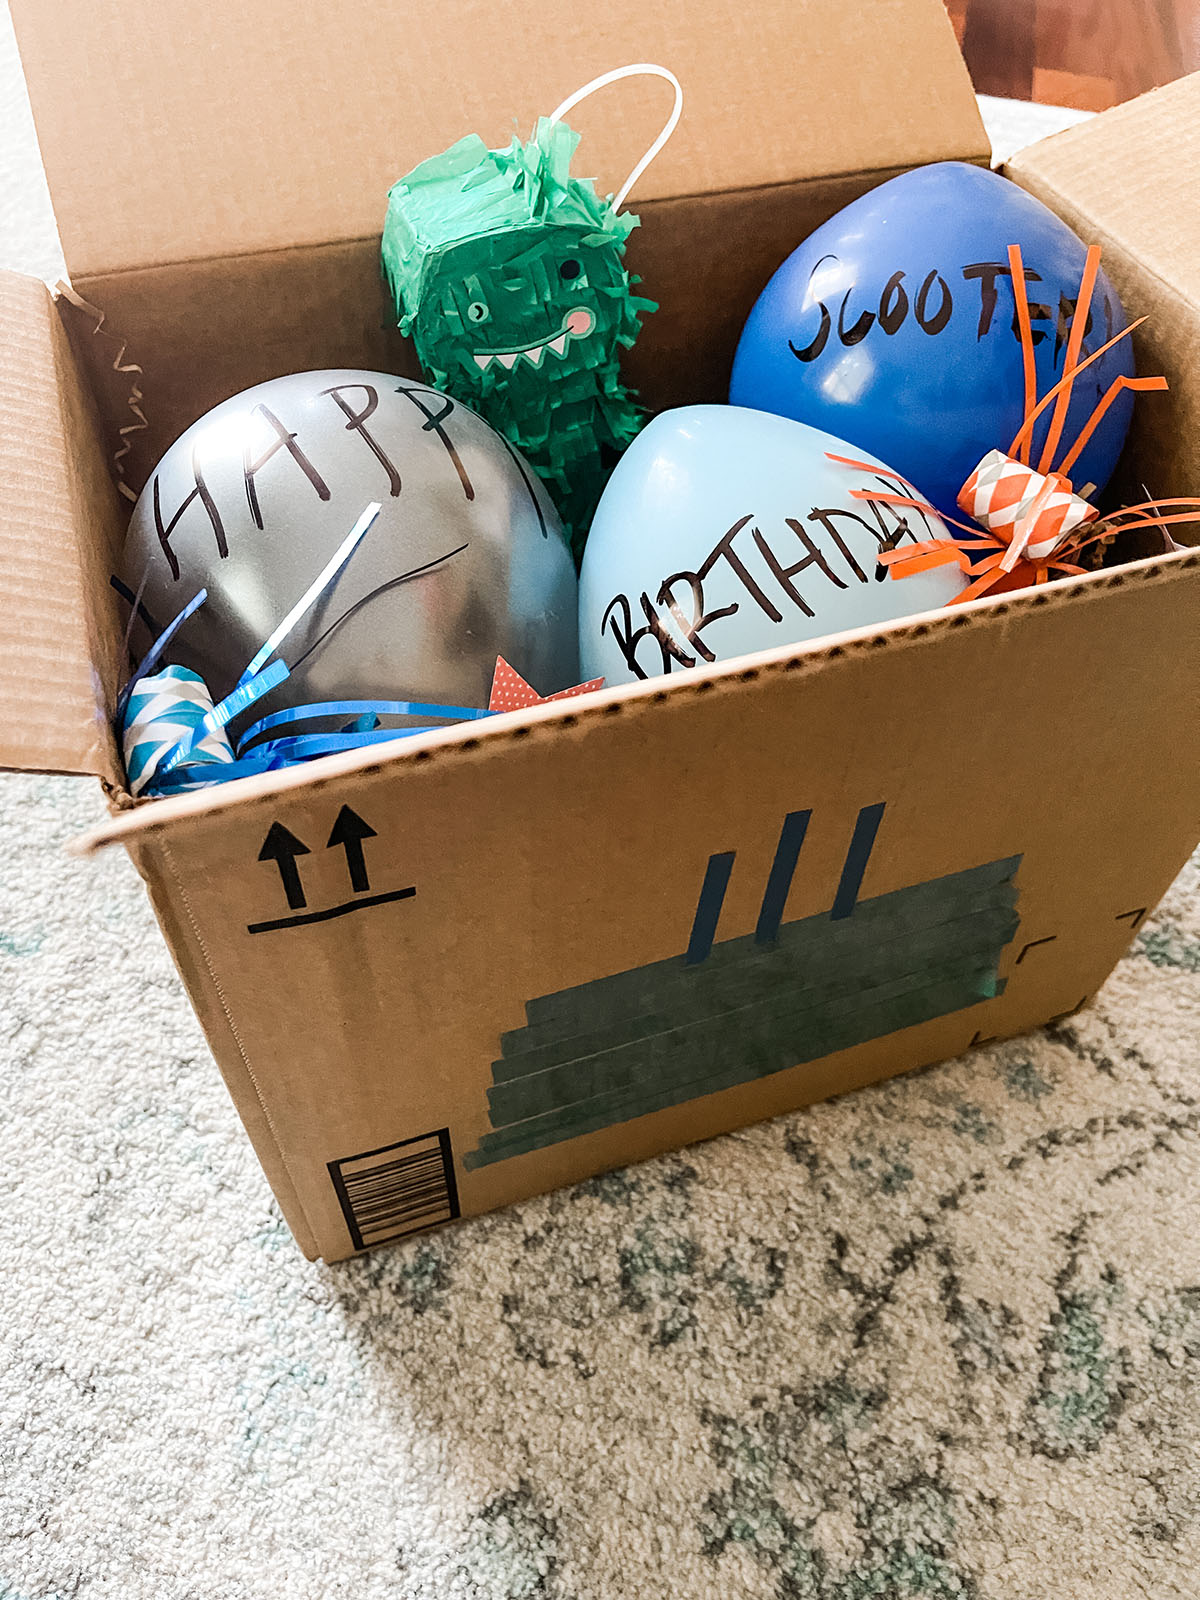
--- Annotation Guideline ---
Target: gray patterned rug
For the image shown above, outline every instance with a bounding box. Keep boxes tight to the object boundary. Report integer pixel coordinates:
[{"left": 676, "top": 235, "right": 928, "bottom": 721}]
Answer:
[
  {"left": 5, "top": 780, "right": 1200, "bottom": 1600},
  {"left": 3, "top": 29, "right": 1198, "bottom": 1598}
]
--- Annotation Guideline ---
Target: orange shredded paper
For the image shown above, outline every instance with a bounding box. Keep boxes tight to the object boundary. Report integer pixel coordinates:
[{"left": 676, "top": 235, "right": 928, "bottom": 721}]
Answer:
[{"left": 830, "top": 244, "right": 1197, "bottom": 604}]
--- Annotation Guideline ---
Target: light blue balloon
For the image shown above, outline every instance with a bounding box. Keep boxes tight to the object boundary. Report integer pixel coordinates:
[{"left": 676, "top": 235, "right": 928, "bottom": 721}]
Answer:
[{"left": 579, "top": 405, "right": 966, "bottom": 686}]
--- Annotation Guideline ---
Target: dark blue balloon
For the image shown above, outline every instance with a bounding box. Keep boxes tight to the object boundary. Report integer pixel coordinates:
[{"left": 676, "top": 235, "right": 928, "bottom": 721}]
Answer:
[{"left": 730, "top": 162, "right": 1136, "bottom": 522}]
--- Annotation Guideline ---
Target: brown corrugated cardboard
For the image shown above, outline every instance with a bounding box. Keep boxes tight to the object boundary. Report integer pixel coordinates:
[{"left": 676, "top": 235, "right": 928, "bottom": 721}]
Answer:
[
  {"left": 77, "top": 553, "right": 1200, "bottom": 1259},
  {"left": 0, "top": 270, "right": 124, "bottom": 778},
  {"left": 8, "top": 0, "right": 984, "bottom": 277},
  {"left": 2, "top": 0, "right": 1198, "bottom": 1260}
]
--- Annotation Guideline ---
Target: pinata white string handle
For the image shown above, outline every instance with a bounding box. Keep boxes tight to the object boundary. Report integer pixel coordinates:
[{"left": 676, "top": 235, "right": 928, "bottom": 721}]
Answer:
[{"left": 548, "top": 63, "right": 684, "bottom": 213}]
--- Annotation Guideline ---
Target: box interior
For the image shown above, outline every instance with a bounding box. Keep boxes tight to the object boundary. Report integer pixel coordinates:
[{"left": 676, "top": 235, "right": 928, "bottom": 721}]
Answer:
[
  {"left": 6, "top": 0, "right": 987, "bottom": 276},
  {"left": 63, "top": 168, "right": 954, "bottom": 497},
  {"left": 3, "top": 0, "right": 1199, "bottom": 799}
]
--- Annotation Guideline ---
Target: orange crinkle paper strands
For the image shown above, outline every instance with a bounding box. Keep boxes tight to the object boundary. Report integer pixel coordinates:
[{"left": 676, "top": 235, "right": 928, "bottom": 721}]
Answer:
[{"left": 832, "top": 244, "right": 1195, "bottom": 604}]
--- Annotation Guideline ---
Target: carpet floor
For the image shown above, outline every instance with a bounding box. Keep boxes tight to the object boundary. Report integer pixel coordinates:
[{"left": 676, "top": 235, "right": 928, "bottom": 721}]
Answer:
[{"left": 2, "top": 21, "right": 1198, "bottom": 1597}]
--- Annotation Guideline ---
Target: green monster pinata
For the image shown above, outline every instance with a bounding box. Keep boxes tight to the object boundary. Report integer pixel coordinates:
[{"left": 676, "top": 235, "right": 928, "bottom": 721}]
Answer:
[{"left": 382, "top": 91, "right": 664, "bottom": 563}]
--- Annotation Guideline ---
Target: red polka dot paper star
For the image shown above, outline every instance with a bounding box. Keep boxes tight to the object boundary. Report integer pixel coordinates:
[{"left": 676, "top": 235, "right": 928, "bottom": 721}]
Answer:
[{"left": 488, "top": 657, "right": 604, "bottom": 713}]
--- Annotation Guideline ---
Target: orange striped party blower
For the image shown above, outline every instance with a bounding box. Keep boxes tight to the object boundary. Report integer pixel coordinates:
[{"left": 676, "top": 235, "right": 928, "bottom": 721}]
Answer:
[{"left": 828, "top": 244, "right": 1200, "bottom": 602}]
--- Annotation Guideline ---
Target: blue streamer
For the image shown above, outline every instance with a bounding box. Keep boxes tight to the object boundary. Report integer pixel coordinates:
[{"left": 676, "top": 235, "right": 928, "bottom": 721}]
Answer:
[
  {"left": 147, "top": 723, "right": 456, "bottom": 796},
  {"left": 236, "top": 503, "right": 381, "bottom": 687},
  {"left": 241, "top": 727, "right": 447, "bottom": 762},
  {"left": 235, "top": 696, "right": 491, "bottom": 752}
]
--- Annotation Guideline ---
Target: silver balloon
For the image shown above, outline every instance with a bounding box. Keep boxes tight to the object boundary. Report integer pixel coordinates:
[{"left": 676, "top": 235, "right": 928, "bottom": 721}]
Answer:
[{"left": 121, "top": 370, "right": 579, "bottom": 713}]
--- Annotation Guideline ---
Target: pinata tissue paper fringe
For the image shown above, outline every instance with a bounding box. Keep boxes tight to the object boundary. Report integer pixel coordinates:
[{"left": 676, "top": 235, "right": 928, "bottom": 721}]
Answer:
[{"left": 381, "top": 65, "right": 682, "bottom": 559}]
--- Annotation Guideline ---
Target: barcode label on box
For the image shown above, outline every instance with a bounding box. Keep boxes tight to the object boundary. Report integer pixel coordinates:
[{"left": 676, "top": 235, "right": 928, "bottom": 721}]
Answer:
[{"left": 328, "top": 1129, "right": 460, "bottom": 1251}]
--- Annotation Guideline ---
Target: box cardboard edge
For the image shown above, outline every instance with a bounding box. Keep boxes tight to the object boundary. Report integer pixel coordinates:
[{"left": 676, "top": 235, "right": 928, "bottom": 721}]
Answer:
[
  {"left": 71, "top": 545, "right": 1200, "bottom": 854},
  {"left": 8, "top": 0, "right": 988, "bottom": 280},
  {"left": 0, "top": 269, "right": 124, "bottom": 781}
]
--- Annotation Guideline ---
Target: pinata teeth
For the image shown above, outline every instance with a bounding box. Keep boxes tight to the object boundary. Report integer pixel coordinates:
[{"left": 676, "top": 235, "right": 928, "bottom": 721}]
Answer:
[{"left": 473, "top": 330, "right": 572, "bottom": 371}]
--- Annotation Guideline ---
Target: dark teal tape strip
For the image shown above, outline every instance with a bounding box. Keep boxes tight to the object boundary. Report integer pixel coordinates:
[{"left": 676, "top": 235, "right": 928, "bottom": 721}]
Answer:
[
  {"left": 755, "top": 809, "right": 812, "bottom": 945},
  {"left": 685, "top": 852, "right": 735, "bottom": 967},
  {"left": 831, "top": 801, "right": 886, "bottom": 921},
  {"left": 486, "top": 939, "right": 1015, "bottom": 1125},
  {"left": 465, "top": 854, "right": 1023, "bottom": 1170},
  {"left": 493, "top": 901, "right": 1018, "bottom": 1086}
]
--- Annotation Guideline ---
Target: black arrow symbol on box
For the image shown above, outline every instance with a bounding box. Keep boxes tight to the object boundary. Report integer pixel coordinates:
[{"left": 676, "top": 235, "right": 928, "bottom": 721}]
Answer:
[
  {"left": 258, "top": 822, "right": 311, "bottom": 910},
  {"left": 326, "top": 805, "right": 377, "bottom": 893}
]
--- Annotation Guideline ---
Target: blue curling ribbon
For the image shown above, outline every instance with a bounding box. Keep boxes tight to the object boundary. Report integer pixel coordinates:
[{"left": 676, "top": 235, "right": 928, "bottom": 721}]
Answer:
[
  {"left": 235, "top": 697, "right": 492, "bottom": 752},
  {"left": 114, "top": 587, "right": 207, "bottom": 725},
  {"left": 239, "top": 726, "right": 446, "bottom": 762},
  {"left": 115, "top": 501, "right": 494, "bottom": 799},
  {"left": 148, "top": 724, "right": 455, "bottom": 795},
  {"left": 235, "top": 502, "right": 381, "bottom": 688}
]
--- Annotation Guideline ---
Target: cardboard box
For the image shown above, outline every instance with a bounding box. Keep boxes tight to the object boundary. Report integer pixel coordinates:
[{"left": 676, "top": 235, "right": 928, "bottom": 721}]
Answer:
[{"left": 2, "top": 1, "right": 1198, "bottom": 1260}]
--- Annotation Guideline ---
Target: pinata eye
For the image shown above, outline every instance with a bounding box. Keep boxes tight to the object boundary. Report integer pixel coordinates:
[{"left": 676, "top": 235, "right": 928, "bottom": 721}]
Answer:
[
  {"left": 559, "top": 259, "right": 582, "bottom": 281},
  {"left": 466, "top": 301, "right": 489, "bottom": 323}
]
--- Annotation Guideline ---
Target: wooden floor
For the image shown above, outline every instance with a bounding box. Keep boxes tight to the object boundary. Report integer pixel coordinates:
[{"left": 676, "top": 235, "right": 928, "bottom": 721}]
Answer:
[{"left": 945, "top": 0, "right": 1200, "bottom": 109}]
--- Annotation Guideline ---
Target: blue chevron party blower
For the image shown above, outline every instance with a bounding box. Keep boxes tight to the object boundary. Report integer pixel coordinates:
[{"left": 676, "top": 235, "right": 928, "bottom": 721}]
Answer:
[{"left": 118, "top": 503, "right": 494, "bottom": 798}]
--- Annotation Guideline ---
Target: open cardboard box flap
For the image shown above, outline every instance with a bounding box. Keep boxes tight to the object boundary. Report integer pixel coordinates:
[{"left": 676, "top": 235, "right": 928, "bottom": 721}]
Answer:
[
  {"left": 0, "top": 270, "right": 124, "bottom": 780},
  {"left": 9, "top": 0, "right": 986, "bottom": 280},
  {"left": 1008, "top": 74, "right": 1200, "bottom": 302},
  {"left": 1006, "top": 72, "right": 1200, "bottom": 506}
]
